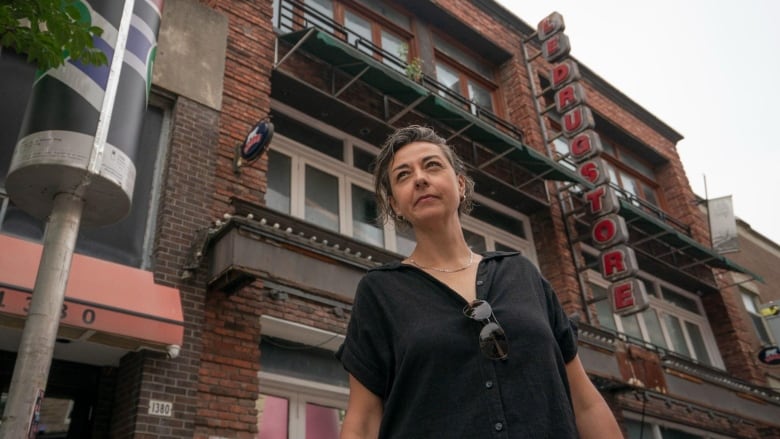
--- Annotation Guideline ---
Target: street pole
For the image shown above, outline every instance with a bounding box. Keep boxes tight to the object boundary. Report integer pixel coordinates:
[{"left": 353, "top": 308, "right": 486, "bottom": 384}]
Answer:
[
  {"left": 0, "top": 193, "right": 84, "bottom": 437},
  {"left": 0, "top": 1, "right": 135, "bottom": 435}
]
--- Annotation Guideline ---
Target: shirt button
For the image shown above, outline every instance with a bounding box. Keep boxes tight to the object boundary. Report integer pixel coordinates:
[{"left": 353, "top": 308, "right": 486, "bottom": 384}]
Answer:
[
  {"left": 494, "top": 422, "right": 504, "bottom": 431},
  {"left": 476, "top": 280, "right": 484, "bottom": 286},
  {"left": 485, "top": 380, "right": 493, "bottom": 389}
]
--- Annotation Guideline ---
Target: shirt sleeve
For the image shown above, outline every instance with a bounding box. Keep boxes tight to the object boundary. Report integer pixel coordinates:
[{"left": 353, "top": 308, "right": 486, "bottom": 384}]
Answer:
[
  {"left": 541, "top": 277, "right": 579, "bottom": 363},
  {"left": 336, "top": 274, "right": 392, "bottom": 398}
]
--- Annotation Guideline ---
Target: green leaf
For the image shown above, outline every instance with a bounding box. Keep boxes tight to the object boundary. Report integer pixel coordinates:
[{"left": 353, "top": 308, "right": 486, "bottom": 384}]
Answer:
[{"left": 0, "top": 0, "right": 107, "bottom": 70}]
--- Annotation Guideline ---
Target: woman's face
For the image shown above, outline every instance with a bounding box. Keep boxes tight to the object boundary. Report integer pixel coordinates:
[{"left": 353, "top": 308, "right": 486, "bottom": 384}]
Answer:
[{"left": 388, "top": 141, "right": 465, "bottom": 228}]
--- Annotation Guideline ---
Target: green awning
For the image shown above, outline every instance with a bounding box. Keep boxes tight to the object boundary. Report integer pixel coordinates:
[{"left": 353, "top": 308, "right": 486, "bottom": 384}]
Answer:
[
  {"left": 619, "top": 200, "right": 763, "bottom": 282},
  {"left": 277, "top": 28, "right": 583, "bottom": 183}
]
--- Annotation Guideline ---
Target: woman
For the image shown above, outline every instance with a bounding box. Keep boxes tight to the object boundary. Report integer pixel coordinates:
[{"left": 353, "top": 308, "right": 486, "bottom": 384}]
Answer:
[{"left": 336, "top": 125, "right": 623, "bottom": 438}]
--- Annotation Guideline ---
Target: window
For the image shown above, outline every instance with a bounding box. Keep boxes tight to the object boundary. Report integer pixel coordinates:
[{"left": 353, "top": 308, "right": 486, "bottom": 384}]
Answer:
[
  {"left": 351, "top": 185, "right": 383, "bottom": 247},
  {"left": 342, "top": 8, "right": 407, "bottom": 71},
  {"left": 258, "top": 374, "right": 347, "bottom": 439},
  {"left": 590, "top": 270, "right": 723, "bottom": 368},
  {"left": 741, "top": 288, "right": 773, "bottom": 346},
  {"left": 266, "top": 104, "right": 535, "bottom": 258},
  {"left": 340, "top": 2, "right": 410, "bottom": 70},
  {"left": 275, "top": 0, "right": 412, "bottom": 70},
  {"left": 266, "top": 123, "right": 391, "bottom": 247},
  {"left": 0, "top": 50, "right": 170, "bottom": 269},
  {"left": 435, "top": 59, "right": 496, "bottom": 115},
  {"left": 599, "top": 136, "right": 662, "bottom": 209},
  {"left": 432, "top": 34, "right": 498, "bottom": 116}
]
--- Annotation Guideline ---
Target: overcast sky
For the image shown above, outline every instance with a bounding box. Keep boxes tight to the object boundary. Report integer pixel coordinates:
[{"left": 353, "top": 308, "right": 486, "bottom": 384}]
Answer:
[{"left": 497, "top": 0, "right": 780, "bottom": 245}]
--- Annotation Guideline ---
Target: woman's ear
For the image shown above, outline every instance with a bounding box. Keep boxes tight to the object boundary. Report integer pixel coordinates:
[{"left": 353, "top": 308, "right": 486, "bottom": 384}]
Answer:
[
  {"left": 389, "top": 195, "right": 399, "bottom": 216},
  {"left": 458, "top": 175, "right": 466, "bottom": 197}
]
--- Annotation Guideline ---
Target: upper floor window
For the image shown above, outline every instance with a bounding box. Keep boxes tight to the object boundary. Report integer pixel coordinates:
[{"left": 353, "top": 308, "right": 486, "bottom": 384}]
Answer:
[
  {"left": 432, "top": 33, "right": 498, "bottom": 116},
  {"left": 275, "top": 0, "right": 413, "bottom": 71},
  {"left": 741, "top": 288, "right": 774, "bottom": 346},
  {"left": 266, "top": 104, "right": 535, "bottom": 259},
  {"left": 599, "top": 135, "right": 662, "bottom": 209},
  {"left": 590, "top": 265, "right": 723, "bottom": 368}
]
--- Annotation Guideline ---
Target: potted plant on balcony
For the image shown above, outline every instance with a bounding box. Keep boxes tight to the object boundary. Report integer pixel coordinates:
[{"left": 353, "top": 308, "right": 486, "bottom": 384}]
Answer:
[{"left": 399, "top": 44, "right": 423, "bottom": 83}]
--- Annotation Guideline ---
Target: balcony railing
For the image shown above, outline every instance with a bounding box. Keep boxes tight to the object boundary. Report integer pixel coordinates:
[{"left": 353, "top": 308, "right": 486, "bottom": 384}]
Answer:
[{"left": 275, "top": 0, "right": 523, "bottom": 141}]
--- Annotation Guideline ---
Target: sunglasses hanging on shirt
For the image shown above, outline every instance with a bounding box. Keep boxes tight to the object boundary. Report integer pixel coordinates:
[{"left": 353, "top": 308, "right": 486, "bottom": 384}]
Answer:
[{"left": 463, "top": 299, "right": 509, "bottom": 360}]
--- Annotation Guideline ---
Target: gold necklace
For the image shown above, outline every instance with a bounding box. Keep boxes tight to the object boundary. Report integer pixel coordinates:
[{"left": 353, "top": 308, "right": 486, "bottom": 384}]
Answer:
[{"left": 408, "top": 250, "right": 475, "bottom": 273}]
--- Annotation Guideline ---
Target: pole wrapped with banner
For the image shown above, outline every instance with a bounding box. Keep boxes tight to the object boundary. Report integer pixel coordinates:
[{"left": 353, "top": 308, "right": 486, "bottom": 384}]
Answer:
[
  {"left": 6, "top": 0, "right": 163, "bottom": 226},
  {"left": 0, "top": 1, "right": 164, "bottom": 436}
]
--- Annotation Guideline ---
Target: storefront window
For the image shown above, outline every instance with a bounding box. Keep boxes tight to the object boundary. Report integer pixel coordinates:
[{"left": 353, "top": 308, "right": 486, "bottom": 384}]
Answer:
[{"left": 258, "top": 394, "right": 290, "bottom": 439}]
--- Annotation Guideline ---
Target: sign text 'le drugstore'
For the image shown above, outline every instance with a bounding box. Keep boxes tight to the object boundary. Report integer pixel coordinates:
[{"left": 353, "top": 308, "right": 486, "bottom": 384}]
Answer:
[{"left": 537, "top": 12, "right": 649, "bottom": 316}]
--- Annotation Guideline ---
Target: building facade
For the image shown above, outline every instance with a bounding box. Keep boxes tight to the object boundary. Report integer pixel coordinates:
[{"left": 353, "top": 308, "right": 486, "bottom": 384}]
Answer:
[{"left": 1, "top": 0, "right": 779, "bottom": 437}]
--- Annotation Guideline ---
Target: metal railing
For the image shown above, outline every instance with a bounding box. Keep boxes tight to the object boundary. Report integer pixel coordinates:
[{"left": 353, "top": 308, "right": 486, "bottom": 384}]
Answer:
[
  {"left": 275, "top": 0, "right": 523, "bottom": 141},
  {"left": 276, "top": 0, "right": 697, "bottom": 239},
  {"left": 607, "top": 183, "right": 692, "bottom": 235}
]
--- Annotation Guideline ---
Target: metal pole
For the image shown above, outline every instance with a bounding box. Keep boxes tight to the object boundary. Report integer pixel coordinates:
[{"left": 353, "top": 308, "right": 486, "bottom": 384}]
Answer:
[
  {"left": 1, "top": 0, "right": 135, "bottom": 434},
  {"left": 0, "top": 193, "right": 84, "bottom": 437}
]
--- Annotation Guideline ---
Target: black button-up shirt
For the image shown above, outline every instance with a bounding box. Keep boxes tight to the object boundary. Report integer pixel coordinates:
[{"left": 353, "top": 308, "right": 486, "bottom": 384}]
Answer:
[{"left": 337, "top": 252, "right": 579, "bottom": 438}]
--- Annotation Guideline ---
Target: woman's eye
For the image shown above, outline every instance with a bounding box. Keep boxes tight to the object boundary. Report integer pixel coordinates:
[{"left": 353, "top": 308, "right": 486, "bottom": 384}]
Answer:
[
  {"left": 395, "top": 171, "right": 409, "bottom": 181},
  {"left": 426, "top": 161, "right": 443, "bottom": 169}
]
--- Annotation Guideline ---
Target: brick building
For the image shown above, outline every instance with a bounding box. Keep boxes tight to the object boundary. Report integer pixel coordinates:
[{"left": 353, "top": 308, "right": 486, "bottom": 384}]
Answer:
[{"left": 1, "top": 0, "right": 779, "bottom": 437}]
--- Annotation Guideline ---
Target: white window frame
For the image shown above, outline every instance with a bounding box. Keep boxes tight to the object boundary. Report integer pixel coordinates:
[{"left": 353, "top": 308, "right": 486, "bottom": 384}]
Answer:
[
  {"left": 259, "top": 372, "right": 348, "bottom": 438},
  {"left": 739, "top": 283, "right": 775, "bottom": 346},
  {"left": 269, "top": 101, "right": 536, "bottom": 260},
  {"left": 588, "top": 262, "right": 724, "bottom": 369}
]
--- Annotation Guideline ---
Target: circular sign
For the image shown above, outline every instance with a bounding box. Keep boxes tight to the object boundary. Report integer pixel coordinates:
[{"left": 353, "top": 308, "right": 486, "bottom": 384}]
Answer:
[
  {"left": 758, "top": 346, "right": 780, "bottom": 365},
  {"left": 239, "top": 120, "right": 274, "bottom": 163}
]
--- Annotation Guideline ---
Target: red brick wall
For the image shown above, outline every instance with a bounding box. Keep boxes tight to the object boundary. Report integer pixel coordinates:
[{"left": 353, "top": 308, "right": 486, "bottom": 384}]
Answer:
[
  {"left": 192, "top": 0, "right": 275, "bottom": 437},
  {"left": 211, "top": 0, "right": 274, "bottom": 214}
]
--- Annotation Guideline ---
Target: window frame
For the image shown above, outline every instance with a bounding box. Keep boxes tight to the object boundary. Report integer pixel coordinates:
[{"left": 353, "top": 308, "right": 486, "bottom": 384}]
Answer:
[
  {"left": 267, "top": 101, "right": 535, "bottom": 259},
  {"left": 275, "top": 0, "right": 415, "bottom": 66},
  {"left": 258, "top": 371, "right": 348, "bottom": 438},
  {"left": 433, "top": 52, "right": 501, "bottom": 117},
  {"left": 430, "top": 29, "right": 502, "bottom": 116},
  {"left": 336, "top": 1, "right": 414, "bottom": 62},
  {"left": 588, "top": 264, "right": 724, "bottom": 369},
  {"left": 740, "top": 286, "right": 775, "bottom": 346},
  {"left": 599, "top": 133, "right": 663, "bottom": 209}
]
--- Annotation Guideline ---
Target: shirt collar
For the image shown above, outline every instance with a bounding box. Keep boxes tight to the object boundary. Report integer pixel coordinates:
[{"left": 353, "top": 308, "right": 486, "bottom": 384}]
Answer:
[{"left": 372, "top": 251, "right": 521, "bottom": 272}]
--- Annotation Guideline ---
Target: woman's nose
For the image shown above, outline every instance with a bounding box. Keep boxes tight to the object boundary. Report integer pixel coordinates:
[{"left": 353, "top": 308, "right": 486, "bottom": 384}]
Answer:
[{"left": 413, "top": 173, "right": 429, "bottom": 188}]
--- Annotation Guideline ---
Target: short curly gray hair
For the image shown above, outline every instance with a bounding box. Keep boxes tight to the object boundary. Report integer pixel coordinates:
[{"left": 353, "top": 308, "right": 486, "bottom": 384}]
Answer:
[{"left": 373, "top": 125, "right": 474, "bottom": 228}]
